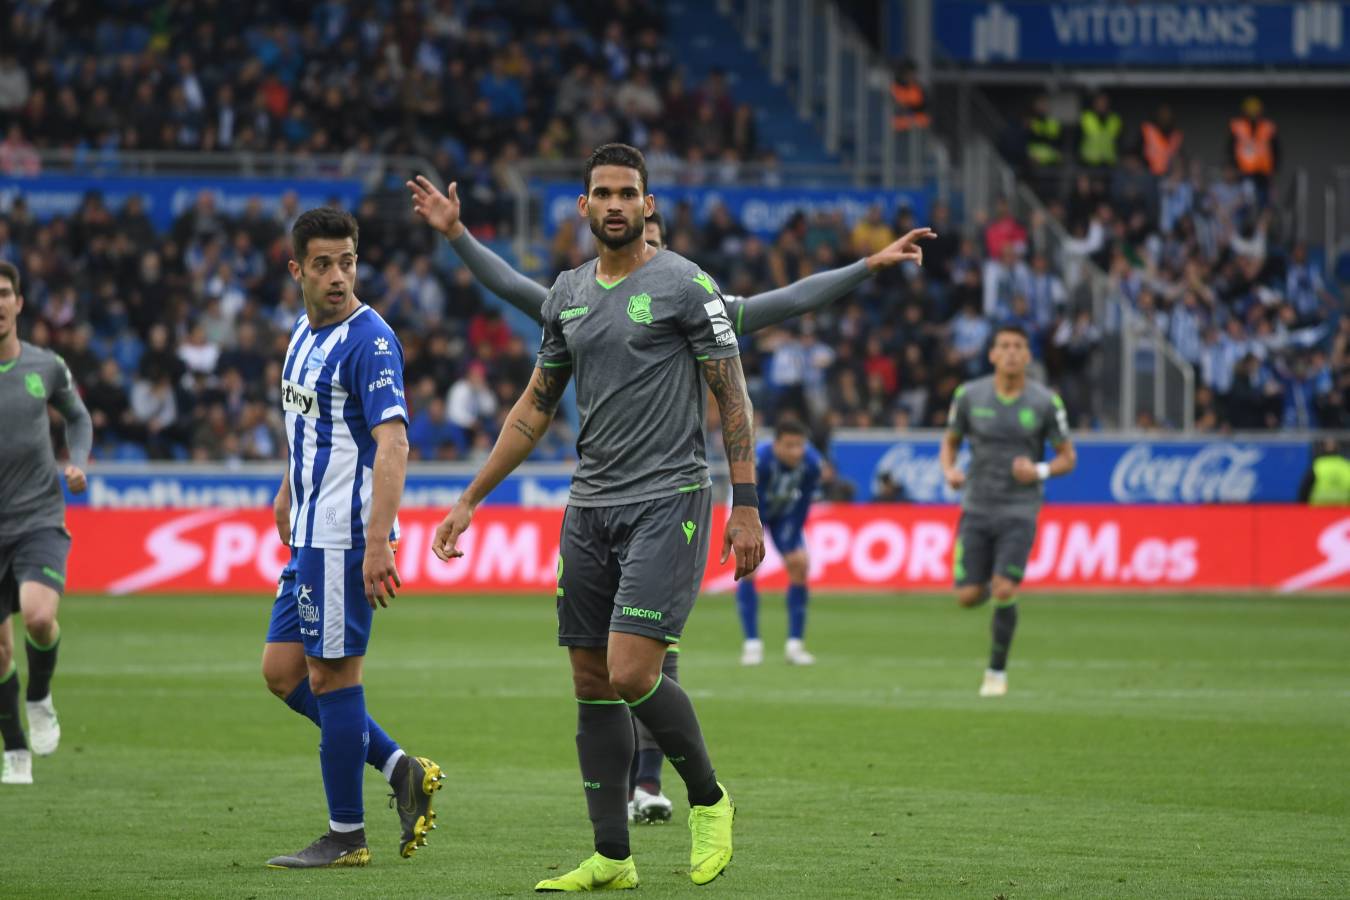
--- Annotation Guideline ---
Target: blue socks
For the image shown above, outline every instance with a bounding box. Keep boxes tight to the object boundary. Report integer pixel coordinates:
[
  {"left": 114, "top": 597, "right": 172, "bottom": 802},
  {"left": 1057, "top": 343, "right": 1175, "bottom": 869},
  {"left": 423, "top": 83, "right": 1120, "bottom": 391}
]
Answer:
[
  {"left": 284, "top": 677, "right": 400, "bottom": 774},
  {"left": 317, "top": 685, "right": 368, "bottom": 829},
  {"left": 786, "top": 584, "right": 808, "bottom": 640},
  {"left": 735, "top": 580, "right": 760, "bottom": 640}
]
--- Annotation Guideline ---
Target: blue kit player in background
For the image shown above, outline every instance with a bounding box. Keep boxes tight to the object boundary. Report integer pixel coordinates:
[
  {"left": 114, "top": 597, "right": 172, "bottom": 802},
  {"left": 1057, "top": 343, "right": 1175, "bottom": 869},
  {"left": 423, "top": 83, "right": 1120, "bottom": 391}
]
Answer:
[
  {"left": 260, "top": 208, "right": 442, "bottom": 869},
  {"left": 736, "top": 419, "right": 821, "bottom": 667}
]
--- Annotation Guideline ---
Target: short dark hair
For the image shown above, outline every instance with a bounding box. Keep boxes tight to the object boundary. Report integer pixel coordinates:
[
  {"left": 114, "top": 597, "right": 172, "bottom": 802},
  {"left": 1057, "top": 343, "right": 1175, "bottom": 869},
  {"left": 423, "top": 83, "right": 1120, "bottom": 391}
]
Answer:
[
  {"left": 291, "top": 207, "right": 359, "bottom": 262},
  {"left": 644, "top": 210, "right": 667, "bottom": 246},
  {"left": 0, "top": 260, "right": 18, "bottom": 294},
  {"left": 775, "top": 418, "right": 809, "bottom": 439},
  {"left": 994, "top": 323, "right": 1029, "bottom": 343},
  {"left": 584, "top": 142, "right": 648, "bottom": 194}
]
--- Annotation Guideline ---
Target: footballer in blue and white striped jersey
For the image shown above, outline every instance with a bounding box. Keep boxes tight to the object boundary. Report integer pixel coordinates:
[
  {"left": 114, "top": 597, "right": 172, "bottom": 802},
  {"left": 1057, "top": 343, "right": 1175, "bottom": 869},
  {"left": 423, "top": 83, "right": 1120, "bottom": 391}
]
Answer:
[{"left": 281, "top": 303, "right": 408, "bottom": 550}]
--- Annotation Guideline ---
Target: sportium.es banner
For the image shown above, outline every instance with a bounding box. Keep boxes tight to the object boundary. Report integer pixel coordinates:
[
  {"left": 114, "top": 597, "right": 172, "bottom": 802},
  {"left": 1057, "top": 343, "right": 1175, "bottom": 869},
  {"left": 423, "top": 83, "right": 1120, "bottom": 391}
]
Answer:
[{"left": 64, "top": 506, "right": 1350, "bottom": 595}]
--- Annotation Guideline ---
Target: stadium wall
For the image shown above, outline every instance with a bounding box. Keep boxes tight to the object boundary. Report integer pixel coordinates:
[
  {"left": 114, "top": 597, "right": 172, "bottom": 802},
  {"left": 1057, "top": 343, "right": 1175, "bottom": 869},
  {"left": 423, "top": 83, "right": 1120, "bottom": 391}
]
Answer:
[{"left": 65, "top": 505, "right": 1350, "bottom": 595}]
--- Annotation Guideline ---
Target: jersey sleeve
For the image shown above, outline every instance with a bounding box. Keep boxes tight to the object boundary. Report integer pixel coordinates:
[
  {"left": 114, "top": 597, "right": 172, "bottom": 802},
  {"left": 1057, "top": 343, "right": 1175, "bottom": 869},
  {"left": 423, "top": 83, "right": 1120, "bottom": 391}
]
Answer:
[
  {"left": 346, "top": 328, "right": 408, "bottom": 432},
  {"left": 679, "top": 269, "right": 739, "bottom": 361},
  {"left": 1045, "top": 391, "right": 1070, "bottom": 448},
  {"left": 536, "top": 277, "right": 572, "bottom": 369},
  {"left": 947, "top": 384, "right": 971, "bottom": 437},
  {"left": 49, "top": 355, "right": 92, "bottom": 468}
]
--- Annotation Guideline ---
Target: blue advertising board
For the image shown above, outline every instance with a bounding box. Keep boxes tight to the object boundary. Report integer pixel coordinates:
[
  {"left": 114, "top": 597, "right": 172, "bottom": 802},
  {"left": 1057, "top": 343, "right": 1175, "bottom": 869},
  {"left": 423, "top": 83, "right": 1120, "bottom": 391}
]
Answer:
[
  {"left": 838, "top": 434, "right": 1313, "bottom": 503},
  {"left": 0, "top": 174, "right": 365, "bottom": 231},
  {"left": 535, "top": 182, "right": 929, "bottom": 239},
  {"left": 71, "top": 435, "right": 1315, "bottom": 509},
  {"left": 935, "top": 2, "right": 1350, "bottom": 67}
]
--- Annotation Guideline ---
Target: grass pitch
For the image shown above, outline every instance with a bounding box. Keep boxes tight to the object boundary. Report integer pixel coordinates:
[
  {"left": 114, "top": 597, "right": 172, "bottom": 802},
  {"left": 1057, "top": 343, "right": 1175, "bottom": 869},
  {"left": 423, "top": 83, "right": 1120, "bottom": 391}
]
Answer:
[{"left": 3, "top": 591, "right": 1347, "bottom": 898}]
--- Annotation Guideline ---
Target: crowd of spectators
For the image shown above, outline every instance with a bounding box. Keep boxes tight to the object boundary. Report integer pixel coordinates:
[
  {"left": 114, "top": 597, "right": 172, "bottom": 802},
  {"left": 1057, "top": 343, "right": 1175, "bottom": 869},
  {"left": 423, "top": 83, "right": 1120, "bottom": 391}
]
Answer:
[
  {"left": 0, "top": 0, "right": 764, "bottom": 237},
  {"left": 998, "top": 90, "right": 1348, "bottom": 430}
]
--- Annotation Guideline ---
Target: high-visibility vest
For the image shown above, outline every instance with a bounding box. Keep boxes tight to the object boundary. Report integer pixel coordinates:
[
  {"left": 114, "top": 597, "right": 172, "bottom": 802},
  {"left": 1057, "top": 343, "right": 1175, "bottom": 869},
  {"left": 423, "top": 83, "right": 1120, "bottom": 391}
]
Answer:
[
  {"left": 891, "top": 81, "right": 931, "bottom": 131},
  {"left": 1230, "top": 117, "right": 1276, "bottom": 175},
  {"left": 1140, "top": 122, "right": 1183, "bottom": 176},
  {"left": 1079, "top": 110, "right": 1121, "bottom": 166},
  {"left": 1309, "top": 455, "right": 1350, "bottom": 505},
  {"left": 1027, "top": 116, "right": 1062, "bottom": 166}
]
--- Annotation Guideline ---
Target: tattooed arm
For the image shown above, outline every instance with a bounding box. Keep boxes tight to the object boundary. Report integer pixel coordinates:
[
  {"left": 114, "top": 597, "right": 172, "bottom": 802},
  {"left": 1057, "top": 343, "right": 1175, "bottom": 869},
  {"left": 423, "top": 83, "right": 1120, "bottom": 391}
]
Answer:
[
  {"left": 701, "top": 356, "right": 766, "bottom": 580},
  {"left": 432, "top": 364, "right": 571, "bottom": 559}
]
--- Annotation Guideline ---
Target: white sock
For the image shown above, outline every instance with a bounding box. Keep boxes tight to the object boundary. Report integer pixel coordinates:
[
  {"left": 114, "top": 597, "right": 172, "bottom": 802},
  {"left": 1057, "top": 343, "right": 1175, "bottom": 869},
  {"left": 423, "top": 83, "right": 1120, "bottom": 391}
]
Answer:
[
  {"left": 329, "top": 820, "right": 364, "bottom": 833},
  {"left": 985, "top": 668, "right": 1006, "bottom": 680},
  {"left": 381, "top": 748, "right": 406, "bottom": 783}
]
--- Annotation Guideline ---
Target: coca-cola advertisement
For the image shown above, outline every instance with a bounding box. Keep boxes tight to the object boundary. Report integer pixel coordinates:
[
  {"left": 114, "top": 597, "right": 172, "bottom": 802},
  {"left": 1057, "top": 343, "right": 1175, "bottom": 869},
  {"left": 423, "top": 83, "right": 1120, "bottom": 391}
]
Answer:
[{"left": 64, "top": 505, "right": 1350, "bottom": 595}]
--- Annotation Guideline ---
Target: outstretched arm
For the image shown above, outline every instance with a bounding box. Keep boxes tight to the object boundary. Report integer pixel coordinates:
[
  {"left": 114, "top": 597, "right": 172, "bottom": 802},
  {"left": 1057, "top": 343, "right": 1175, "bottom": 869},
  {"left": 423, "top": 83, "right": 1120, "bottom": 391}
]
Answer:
[
  {"left": 407, "top": 175, "right": 549, "bottom": 324},
  {"left": 733, "top": 227, "right": 935, "bottom": 335},
  {"left": 431, "top": 365, "right": 572, "bottom": 560},
  {"left": 700, "top": 356, "right": 765, "bottom": 580},
  {"left": 50, "top": 359, "right": 92, "bottom": 492}
]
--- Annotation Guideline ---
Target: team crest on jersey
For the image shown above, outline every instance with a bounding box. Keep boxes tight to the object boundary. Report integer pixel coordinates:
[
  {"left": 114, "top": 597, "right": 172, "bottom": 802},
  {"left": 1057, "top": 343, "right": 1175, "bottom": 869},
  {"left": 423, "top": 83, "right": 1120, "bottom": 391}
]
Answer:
[
  {"left": 627, "top": 293, "right": 653, "bottom": 325},
  {"left": 1019, "top": 408, "right": 1037, "bottom": 429},
  {"left": 306, "top": 347, "right": 327, "bottom": 371},
  {"left": 25, "top": 372, "right": 45, "bottom": 399},
  {"left": 373, "top": 336, "right": 393, "bottom": 356},
  {"left": 296, "top": 584, "right": 320, "bottom": 623},
  {"left": 282, "top": 380, "right": 319, "bottom": 417}
]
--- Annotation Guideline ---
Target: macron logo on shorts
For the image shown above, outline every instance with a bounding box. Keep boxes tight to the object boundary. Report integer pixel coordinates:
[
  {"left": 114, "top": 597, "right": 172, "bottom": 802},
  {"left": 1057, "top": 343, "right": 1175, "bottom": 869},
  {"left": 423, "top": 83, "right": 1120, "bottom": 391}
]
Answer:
[{"left": 622, "top": 606, "right": 663, "bottom": 622}]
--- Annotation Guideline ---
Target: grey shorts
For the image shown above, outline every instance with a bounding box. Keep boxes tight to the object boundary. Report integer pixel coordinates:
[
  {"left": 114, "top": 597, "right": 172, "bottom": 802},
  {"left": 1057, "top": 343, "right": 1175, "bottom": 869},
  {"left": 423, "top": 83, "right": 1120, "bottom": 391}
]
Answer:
[
  {"left": 954, "top": 512, "right": 1036, "bottom": 588},
  {"left": 0, "top": 527, "right": 72, "bottom": 622},
  {"left": 556, "top": 489, "right": 712, "bottom": 647}
]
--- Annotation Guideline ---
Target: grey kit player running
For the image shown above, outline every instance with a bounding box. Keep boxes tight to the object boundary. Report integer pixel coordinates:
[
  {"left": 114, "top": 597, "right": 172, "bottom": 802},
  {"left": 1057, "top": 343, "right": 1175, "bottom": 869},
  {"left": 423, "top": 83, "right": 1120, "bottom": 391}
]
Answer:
[
  {"left": 430, "top": 144, "right": 763, "bottom": 891},
  {"left": 406, "top": 170, "right": 931, "bottom": 822},
  {"left": 0, "top": 261, "right": 92, "bottom": 785},
  {"left": 940, "top": 324, "right": 1076, "bottom": 697}
]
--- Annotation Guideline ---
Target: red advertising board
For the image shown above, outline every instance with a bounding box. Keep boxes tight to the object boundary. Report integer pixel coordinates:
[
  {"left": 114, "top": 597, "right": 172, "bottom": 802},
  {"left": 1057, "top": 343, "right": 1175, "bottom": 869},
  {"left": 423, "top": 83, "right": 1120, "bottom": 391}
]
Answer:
[{"left": 63, "top": 506, "right": 1350, "bottom": 595}]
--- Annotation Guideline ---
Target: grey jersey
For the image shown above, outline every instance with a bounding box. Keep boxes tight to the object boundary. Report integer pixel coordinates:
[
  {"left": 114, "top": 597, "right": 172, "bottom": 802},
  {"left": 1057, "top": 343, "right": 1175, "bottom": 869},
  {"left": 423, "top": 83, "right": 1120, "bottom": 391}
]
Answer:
[
  {"left": 538, "top": 250, "right": 740, "bottom": 507},
  {"left": 0, "top": 342, "right": 93, "bottom": 540},
  {"left": 947, "top": 375, "right": 1069, "bottom": 519}
]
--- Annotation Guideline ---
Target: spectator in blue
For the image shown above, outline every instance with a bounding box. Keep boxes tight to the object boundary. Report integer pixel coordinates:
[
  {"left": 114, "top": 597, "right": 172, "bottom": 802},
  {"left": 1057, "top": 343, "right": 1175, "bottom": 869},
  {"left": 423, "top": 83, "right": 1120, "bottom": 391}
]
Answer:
[
  {"left": 478, "top": 57, "right": 525, "bottom": 119},
  {"left": 1285, "top": 243, "right": 1336, "bottom": 325},
  {"left": 409, "top": 394, "right": 464, "bottom": 461},
  {"left": 952, "top": 302, "right": 993, "bottom": 378}
]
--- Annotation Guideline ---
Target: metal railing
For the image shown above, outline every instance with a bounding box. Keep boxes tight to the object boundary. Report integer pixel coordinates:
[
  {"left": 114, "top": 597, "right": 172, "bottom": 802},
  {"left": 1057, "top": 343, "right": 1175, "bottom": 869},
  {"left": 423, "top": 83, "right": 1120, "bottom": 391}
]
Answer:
[{"left": 721, "top": 0, "right": 948, "bottom": 192}]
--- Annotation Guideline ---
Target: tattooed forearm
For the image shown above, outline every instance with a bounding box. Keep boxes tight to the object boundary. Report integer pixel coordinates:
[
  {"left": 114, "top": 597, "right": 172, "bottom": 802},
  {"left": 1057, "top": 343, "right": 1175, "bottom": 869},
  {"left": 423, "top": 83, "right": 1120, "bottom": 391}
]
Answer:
[
  {"left": 701, "top": 356, "right": 755, "bottom": 465},
  {"left": 531, "top": 366, "right": 572, "bottom": 414},
  {"left": 511, "top": 419, "right": 538, "bottom": 441}
]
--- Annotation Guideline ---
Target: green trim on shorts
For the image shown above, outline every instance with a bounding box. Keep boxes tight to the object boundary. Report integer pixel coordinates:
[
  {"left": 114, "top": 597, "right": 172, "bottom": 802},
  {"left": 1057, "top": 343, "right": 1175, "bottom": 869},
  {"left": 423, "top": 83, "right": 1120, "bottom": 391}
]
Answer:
[
  {"left": 625, "top": 673, "right": 664, "bottom": 708},
  {"left": 0, "top": 661, "right": 16, "bottom": 682},
  {"left": 41, "top": 567, "right": 65, "bottom": 585},
  {"left": 677, "top": 483, "right": 703, "bottom": 493},
  {"left": 26, "top": 628, "right": 60, "bottom": 651},
  {"left": 576, "top": 697, "right": 626, "bottom": 705}
]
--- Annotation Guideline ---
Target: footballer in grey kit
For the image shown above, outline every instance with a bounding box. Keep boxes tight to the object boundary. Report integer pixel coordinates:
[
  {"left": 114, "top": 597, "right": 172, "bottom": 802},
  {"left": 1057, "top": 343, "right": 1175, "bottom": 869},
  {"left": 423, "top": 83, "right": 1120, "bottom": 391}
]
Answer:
[
  {"left": 0, "top": 261, "right": 92, "bottom": 785},
  {"left": 940, "top": 324, "right": 1076, "bottom": 698},
  {"left": 431, "top": 144, "right": 761, "bottom": 891}
]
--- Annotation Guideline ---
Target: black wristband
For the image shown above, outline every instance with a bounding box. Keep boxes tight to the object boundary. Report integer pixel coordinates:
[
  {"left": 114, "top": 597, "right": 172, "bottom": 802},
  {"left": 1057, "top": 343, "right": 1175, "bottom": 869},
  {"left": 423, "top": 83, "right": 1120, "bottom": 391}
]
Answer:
[{"left": 731, "top": 483, "right": 758, "bottom": 508}]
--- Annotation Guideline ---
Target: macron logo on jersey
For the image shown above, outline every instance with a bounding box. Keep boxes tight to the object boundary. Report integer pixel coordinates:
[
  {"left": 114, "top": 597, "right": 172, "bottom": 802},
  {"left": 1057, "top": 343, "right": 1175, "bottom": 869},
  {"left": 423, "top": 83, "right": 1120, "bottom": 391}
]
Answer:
[{"left": 282, "top": 380, "right": 319, "bottom": 418}]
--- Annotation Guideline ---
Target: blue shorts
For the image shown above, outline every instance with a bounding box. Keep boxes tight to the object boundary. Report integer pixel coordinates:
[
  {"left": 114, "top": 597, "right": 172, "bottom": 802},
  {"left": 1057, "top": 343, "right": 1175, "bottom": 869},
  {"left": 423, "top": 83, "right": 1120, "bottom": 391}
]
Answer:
[
  {"left": 265, "top": 547, "right": 372, "bottom": 659},
  {"left": 765, "top": 515, "right": 807, "bottom": 555}
]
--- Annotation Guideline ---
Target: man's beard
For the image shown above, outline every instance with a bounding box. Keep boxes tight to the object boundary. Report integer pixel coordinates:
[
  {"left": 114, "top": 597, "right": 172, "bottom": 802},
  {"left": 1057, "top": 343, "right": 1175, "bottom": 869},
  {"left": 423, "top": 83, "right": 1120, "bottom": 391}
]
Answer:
[{"left": 589, "top": 212, "right": 644, "bottom": 250}]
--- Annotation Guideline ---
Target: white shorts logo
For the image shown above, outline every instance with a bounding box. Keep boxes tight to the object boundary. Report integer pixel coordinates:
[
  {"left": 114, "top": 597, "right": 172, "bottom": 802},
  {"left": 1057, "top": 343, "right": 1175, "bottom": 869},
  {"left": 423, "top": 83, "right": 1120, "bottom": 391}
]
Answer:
[
  {"left": 296, "top": 584, "right": 321, "bottom": 623},
  {"left": 282, "top": 380, "right": 319, "bottom": 418}
]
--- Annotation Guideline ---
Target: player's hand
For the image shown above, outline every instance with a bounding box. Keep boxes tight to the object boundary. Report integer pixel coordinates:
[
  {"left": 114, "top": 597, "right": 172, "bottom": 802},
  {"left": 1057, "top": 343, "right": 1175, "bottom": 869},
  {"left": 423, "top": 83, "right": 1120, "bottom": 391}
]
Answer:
[
  {"left": 406, "top": 175, "right": 464, "bottom": 240},
  {"left": 64, "top": 464, "right": 87, "bottom": 494},
  {"left": 865, "top": 227, "right": 936, "bottom": 271},
  {"left": 432, "top": 500, "right": 475, "bottom": 561},
  {"left": 944, "top": 467, "right": 966, "bottom": 490},
  {"left": 721, "top": 507, "right": 766, "bottom": 581},
  {"left": 1011, "top": 456, "right": 1039, "bottom": 485},
  {"left": 363, "top": 541, "right": 401, "bottom": 609}
]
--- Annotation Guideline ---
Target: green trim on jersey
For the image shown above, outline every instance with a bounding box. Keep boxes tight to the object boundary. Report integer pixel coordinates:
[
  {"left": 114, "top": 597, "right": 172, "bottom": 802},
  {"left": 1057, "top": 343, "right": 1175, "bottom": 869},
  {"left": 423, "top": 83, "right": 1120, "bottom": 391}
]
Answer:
[
  {"left": 539, "top": 360, "right": 573, "bottom": 369},
  {"left": 677, "top": 483, "right": 703, "bottom": 493},
  {"left": 595, "top": 274, "right": 629, "bottom": 290},
  {"left": 0, "top": 359, "right": 17, "bottom": 374},
  {"left": 735, "top": 302, "right": 745, "bottom": 335}
]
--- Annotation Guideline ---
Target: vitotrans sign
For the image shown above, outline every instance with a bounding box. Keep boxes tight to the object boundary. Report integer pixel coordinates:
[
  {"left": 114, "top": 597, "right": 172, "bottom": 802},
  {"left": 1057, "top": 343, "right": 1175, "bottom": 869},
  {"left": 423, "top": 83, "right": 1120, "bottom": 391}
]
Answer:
[{"left": 68, "top": 435, "right": 1314, "bottom": 508}]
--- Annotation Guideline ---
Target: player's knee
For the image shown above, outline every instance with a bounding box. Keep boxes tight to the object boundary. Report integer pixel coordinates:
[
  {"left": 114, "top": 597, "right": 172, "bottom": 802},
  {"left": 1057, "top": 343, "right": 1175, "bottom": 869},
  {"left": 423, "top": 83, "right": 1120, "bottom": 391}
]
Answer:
[
  {"left": 262, "top": 665, "right": 297, "bottom": 699},
  {"left": 990, "top": 579, "right": 1018, "bottom": 604},
  {"left": 24, "top": 610, "right": 57, "bottom": 643},
  {"left": 570, "top": 667, "right": 612, "bottom": 701},
  {"left": 956, "top": 586, "right": 989, "bottom": 608},
  {"left": 609, "top": 665, "right": 659, "bottom": 704},
  {"left": 785, "top": 551, "right": 810, "bottom": 585}
]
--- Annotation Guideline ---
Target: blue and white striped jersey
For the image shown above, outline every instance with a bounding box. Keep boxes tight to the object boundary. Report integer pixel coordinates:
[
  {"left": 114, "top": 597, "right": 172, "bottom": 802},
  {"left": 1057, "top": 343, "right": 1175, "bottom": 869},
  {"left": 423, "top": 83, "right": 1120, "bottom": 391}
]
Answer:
[
  {"left": 282, "top": 304, "right": 408, "bottom": 549},
  {"left": 756, "top": 440, "right": 822, "bottom": 524}
]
